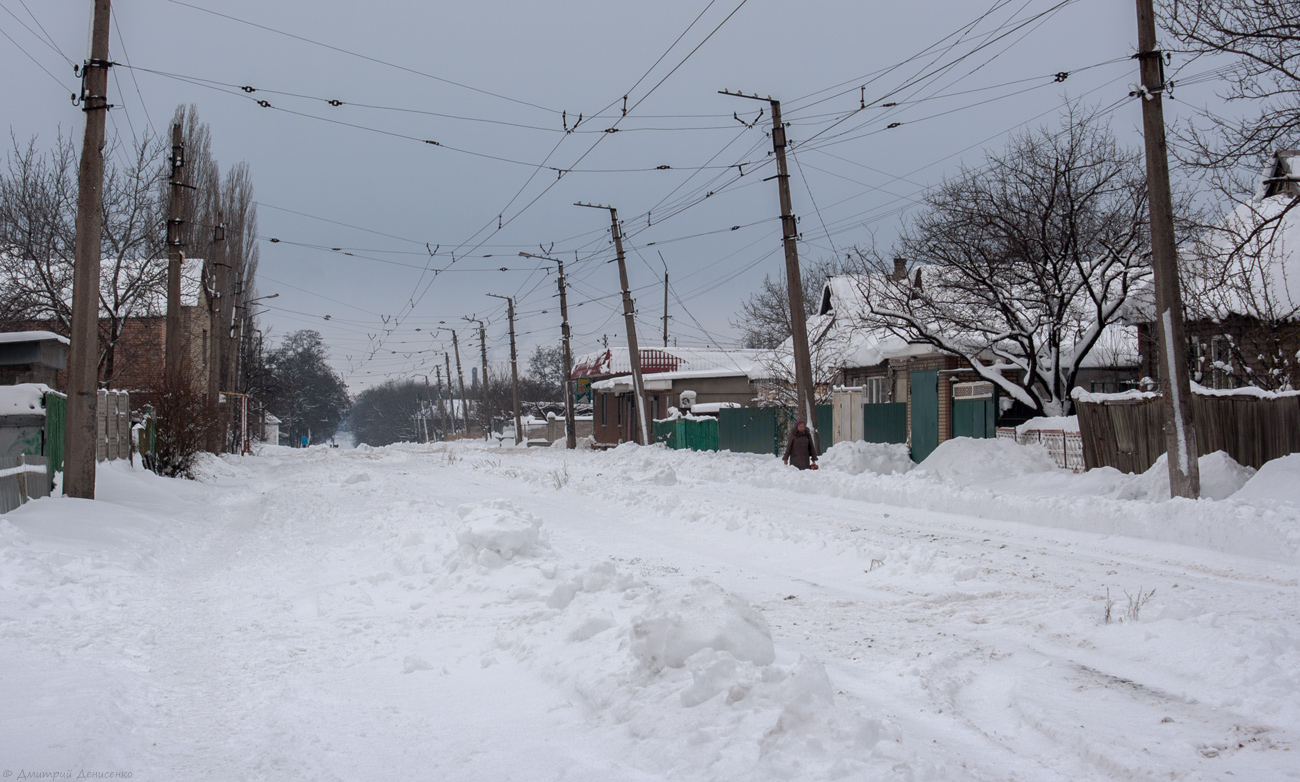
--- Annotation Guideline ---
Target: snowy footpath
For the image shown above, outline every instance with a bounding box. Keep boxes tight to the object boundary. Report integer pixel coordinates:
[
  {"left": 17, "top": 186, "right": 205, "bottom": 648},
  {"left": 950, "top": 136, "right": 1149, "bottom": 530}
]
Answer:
[{"left": 1, "top": 439, "right": 1298, "bottom": 780}]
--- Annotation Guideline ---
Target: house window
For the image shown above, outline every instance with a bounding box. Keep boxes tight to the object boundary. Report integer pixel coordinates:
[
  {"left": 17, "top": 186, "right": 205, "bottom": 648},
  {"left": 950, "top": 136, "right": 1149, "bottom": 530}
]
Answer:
[{"left": 865, "top": 375, "right": 890, "bottom": 404}]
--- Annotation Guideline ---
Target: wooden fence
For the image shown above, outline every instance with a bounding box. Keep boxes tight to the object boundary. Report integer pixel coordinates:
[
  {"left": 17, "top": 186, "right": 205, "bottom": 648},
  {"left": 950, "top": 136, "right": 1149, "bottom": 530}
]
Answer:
[{"left": 1075, "top": 388, "right": 1300, "bottom": 472}]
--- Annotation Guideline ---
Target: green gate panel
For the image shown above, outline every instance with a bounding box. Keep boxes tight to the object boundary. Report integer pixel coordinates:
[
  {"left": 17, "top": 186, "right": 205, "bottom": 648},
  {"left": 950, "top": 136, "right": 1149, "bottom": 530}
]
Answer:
[
  {"left": 815, "top": 405, "right": 833, "bottom": 449},
  {"left": 951, "top": 398, "right": 996, "bottom": 439},
  {"left": 910, "top": 369, "right": 939, "bottom": 462},
  {"left": 653, "top": 419, "right": 678, "bottom": 448},
  {"left": 863, "top": 402, "right": 907, "bottom": 444},
  {"left": 718, "top": 407, "right": 780, "bottom": 455},
  {"left": 685, "top": 418, "right": 718, "bottom": 452}
]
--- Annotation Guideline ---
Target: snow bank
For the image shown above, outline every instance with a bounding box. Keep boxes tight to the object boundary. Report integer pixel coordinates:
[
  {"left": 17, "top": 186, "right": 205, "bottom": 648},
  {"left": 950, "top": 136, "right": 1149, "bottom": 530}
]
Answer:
[
  {"left": 916, "top": 437, "right": 1058, "bottom": 484},
  {"left": 1233, "top": 453, "right": 1300, "bottom": 506},
  {"left": 1116, "top": 451, "right": 1256, "bottom": 501},
  {"left": 818, "top": 440, "right": 913, "bottom": 476},
  {"left": 630, "top": 578, "right": 776, "bottom": 671},
  {"left": 453, "top": 499, "right": 546, "bottom": 564},
  {"left": 1016, "top": 415, "right": 1079, "bottom": 434}
]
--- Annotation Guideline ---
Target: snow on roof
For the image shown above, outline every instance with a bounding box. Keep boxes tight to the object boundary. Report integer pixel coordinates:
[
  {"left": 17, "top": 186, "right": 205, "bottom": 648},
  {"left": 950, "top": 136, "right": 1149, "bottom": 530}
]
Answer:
[
  {"left": 1181, "top": 194, "right": 1300, "bottom": 322},
  {"left": 0, "top": 331, "right": 69, "bottom": 345},
  {"left": 572, "top": 346, "right": 767, "bottom": 379},
  {"left": 0, "top": 383, "right": 53, "bottom": 415}
]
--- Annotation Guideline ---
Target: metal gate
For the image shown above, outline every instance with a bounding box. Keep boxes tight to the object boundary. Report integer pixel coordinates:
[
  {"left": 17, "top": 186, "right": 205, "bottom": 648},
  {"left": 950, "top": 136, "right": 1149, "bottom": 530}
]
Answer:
[
  {"left": 910, "top": 369, "right": 939, "bottom": 462},
  {"left": 951, "top": 381, "right": 997, "bottom": 439},
  {"left": 863, "top": 402, "right": 907, "bottom": 444}
]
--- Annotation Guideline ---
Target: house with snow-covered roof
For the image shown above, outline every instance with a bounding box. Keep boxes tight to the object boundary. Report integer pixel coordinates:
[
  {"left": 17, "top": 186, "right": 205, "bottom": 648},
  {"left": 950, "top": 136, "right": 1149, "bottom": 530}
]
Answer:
[
  {"left": 1124, "top": 150, "right": 1300, "bottom": 391},
  {"left": 572, "top": 346, "right": 770, "bottom": 446}
]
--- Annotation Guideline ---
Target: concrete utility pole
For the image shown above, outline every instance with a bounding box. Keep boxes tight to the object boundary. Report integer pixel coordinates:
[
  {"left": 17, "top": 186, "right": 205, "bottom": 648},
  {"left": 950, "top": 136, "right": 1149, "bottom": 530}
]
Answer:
[
  {"left": 519, "top": 251, "right": 578, "bottom": 449},
  {"left": 449, "top": 330, "right": 469, "bottom": 436},
  {"left": 1134, "top": 0, "right": 1200, "bottom": 498},
  {"left": 721, "top": 91, "right": 818, "bottom": 448},
  {"left": 164, "top": 119, "right": 186, "bottom": 383},
  {"left": 64, "top": 0, "right": 113, "bottom": 500},
  {"left": 576, "top": 202, "right": 650, "bottom": 445},
  {"left": 435, "top": 365, "right": 448, "bottom": 439},
  {"left": 488, "top": 295, "right": 523, "bottom": 445},
  {"left": 207, "top": 217, "right": 228, "bottom": 453}
]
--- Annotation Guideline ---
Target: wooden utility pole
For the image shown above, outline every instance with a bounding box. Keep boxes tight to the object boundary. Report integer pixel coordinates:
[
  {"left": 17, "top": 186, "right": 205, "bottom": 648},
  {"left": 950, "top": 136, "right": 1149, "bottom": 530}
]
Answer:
[
  {"left": 661, "top": 254, "right": 670, "bottom": 348},
  {"left": 64, "top": 0, "right": 113, "bottom": 499},
  {"left": 1134, "top": 0, "right": 1200, "bottom": 498},
  {"left": 721, "top": 91, "right": 818, "bottom": 447},
  {"left": 164, "top": 119, "right": 186, "bottom": 382},
  {"left": 489, "top": 294, "right": 522, "bottom": 444},
  {"left": 576, "top": 202, "right": 650, "bottom": 445},
  {"left": 435, "top": 365, "right": 448, "bottom": 439},
  {"left": 449, "top": 330, "right": 469, "bottom": 435},
  {"left": 474, "top": 319, "right": 489, "bottom": 439},
  {"left": 519, "top": 251, "right": 578, "bottom": 449}
]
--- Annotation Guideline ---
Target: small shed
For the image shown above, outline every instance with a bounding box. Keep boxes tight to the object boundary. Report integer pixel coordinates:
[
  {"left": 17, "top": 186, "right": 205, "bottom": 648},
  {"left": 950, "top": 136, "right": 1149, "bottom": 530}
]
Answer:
[{"left": 0, "top": 331, "right": 69, "bottom": 388}]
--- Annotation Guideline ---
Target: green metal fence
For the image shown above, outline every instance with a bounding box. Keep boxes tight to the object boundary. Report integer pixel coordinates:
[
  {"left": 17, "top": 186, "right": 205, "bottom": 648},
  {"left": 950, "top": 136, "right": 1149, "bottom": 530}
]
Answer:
[
  {"left": 952, "top": 397, "right": 997, "bottom": 439},
  {"left": 42, "top": 391, "right": 65, "bottom": 492},
  {"left": 653, "top": 417, "right": 719, "bottom": 452},
  {"left": 863, "top": 402, "right": 907, "bottom": 444},
  {"left": 718, "top": 407, "right": 781, "bottom": 455},
  {"left": 910, "top": 369, "right": 939, "bottom": 462}
]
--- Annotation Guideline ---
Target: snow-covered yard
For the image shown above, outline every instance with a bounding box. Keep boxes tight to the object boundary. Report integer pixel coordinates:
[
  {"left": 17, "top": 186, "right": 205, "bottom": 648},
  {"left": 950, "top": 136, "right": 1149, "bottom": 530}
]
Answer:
[{"left": 2, "top": 439, "right": 1298, "bottom": 780}]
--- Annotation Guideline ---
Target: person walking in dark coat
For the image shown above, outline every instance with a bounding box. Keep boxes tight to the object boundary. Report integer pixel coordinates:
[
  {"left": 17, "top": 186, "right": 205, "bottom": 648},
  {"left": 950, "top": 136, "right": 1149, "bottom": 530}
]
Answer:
[{"left": 783, "top": 420, "right": 818, "bottom": 470}]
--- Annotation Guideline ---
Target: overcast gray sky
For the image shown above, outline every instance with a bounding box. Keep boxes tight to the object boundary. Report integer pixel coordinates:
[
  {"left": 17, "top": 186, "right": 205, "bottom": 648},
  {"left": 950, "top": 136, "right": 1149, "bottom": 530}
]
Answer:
[{"left": 2, "top": 0, "right": 1233, "bottom": 390}]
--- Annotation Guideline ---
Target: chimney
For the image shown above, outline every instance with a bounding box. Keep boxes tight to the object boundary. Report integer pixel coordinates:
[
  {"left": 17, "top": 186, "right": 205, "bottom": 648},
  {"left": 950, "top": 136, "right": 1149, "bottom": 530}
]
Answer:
[{"left": 892, "top": 257, "right": 906, "bottom": 281}]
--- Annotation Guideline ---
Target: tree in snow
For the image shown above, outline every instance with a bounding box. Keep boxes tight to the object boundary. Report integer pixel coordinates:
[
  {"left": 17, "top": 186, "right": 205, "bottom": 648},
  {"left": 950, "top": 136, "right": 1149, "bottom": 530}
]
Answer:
[
  {"left": 732, "top": 256, "right": 845, "bottom": 349},
  {"left": 1160, "top": 0, "right": 1299, "bottom": 186},
  {"left": 849, "top": 109, "right": 1157, "bottom": 417},
  {"left": 263, "top": 330, "right": 351, "bottom": 445},
  {"left": 350, "top": 378, "right": 430, "bottom": 446}
]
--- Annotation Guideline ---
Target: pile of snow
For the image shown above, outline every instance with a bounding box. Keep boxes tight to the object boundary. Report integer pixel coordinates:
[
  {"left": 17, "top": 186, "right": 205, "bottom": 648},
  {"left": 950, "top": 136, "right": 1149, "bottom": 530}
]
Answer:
[
  {"left": 818, "top": 440, "right": 913, "bottom": 476},
  {"left": 1015, "top": 415, "right": 1079, "bottom": 434},
  {"left": 453, "top": 499, "right": 546, "bottom": 564},
  {"left": 1232, "top": 453, "right": 1300, "bottom": 505},
  {"left": 917, "top": 437, "right": 1058, "bottom": 484},
  {"left": 630, "top": 578, "right": 775, "bottom": 671},
  {"left": 1116, "top": 451, "right": 1256, "bottom": 501}
]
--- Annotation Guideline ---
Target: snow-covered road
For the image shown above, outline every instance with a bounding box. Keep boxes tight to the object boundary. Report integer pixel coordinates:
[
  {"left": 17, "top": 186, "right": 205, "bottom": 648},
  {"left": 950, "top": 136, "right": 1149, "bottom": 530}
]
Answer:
[{"left": 2, "top": 441, "right": 1297, "bottom": 780}]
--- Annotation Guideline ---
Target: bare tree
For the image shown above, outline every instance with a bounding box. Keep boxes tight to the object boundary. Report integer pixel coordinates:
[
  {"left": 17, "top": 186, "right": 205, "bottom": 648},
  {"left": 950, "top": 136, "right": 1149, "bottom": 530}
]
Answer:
[
  {"left": 732, "top": 255, "right": 845, "bottom": 349},
  {"left": 850, "top": 109, "right": 1155, "bottom": 416},
  {"left": 1160, "top": 0, "right": 1299, "bottom": 182},
  {"left": 0, "top": 130, "right": 168, "bottom": 382}
]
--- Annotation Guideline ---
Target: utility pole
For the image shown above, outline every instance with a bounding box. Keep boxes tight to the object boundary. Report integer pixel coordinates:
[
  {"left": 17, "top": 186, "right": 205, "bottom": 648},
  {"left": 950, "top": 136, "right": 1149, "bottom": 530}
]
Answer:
[
  {"left": 661, "top": 258, "right": 670, "bottom": 348},
  {"left": 519, "top": 251, "right": 578, "bottom": 449},
  {"left": 449, "top": 330, "right": 469, "bottom": 436},
  {"left": 1134, "top": 0, "right": 1200, "bottom": 498},
  {"left": 207, "top": 217, "right": 228, "bottom": 452},
  {"left": 435, "top": 365, "right": 448, "bottom": 440},
  {"left": 720, "top": 90, "right": 818, "bottom": 448},
  {"left": 576, "top": 202, "right": 649, "bottom": 445},
  {"left": 488, "top": 295, "right": 522, "bottom": 445},
  {"left": 472, "top": 319, "right": 489, "bottom": 439},
  {"left": 64, "top": 0, "right": 113, "bottom": 499},
  {"left": 164, "top": 119, "right": 186, "bottom": 383}
]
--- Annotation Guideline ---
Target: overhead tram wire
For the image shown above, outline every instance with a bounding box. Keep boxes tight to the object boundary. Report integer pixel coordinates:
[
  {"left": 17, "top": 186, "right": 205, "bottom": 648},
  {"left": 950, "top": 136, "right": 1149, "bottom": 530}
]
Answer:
[
  {"left": 163, "top": 0, "right": 561, "bottom": 115},
  {"left": 355, "top": 0, "right": 756, "bottom": 375}
]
